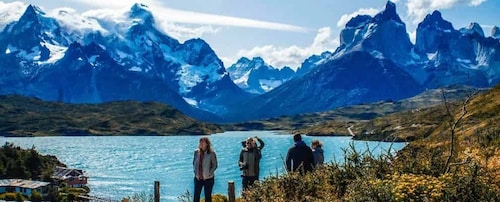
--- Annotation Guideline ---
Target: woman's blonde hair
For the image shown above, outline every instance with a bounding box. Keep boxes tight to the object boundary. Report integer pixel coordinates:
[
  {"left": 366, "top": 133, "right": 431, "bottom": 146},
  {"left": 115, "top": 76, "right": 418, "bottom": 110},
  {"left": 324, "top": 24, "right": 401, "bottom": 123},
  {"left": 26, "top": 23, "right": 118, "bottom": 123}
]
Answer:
[{"left": 312, "top": 139, "right": 323, "bottom": 148}]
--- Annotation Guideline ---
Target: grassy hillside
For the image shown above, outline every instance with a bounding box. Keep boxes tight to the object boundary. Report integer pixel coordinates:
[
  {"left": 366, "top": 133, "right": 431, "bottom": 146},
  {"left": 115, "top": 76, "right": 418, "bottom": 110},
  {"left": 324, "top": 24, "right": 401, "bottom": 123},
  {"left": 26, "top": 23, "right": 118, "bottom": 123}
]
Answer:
[
  {"left": 242, "top": 85, "right": 500, "bottom": 201},
  {"left": 348, "top": 85, "right": 499, "bottom": 142},
  {"left": 288, "top": 86, "right": 481, "bottom": 136},
  {"left": 0, "top": 95, "right": 223, "bottom": 136}
]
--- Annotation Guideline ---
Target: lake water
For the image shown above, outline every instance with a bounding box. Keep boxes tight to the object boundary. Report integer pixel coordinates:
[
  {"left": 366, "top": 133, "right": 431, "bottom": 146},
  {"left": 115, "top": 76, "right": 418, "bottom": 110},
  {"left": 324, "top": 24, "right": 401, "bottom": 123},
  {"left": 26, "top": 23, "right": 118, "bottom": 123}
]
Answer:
[{"left": 2, "top": 131, "right": 406, "bottom": 201}]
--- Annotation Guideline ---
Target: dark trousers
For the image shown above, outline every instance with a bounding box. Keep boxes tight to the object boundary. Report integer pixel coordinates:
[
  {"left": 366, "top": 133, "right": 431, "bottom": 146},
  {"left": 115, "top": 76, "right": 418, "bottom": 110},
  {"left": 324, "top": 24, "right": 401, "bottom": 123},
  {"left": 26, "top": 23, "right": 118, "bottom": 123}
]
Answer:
[
  {"left": 194, "top": 177, "right": 214, "bottom": 202},
  {"left": 242, "top": 176, "right": 259, "bottom": 190}
]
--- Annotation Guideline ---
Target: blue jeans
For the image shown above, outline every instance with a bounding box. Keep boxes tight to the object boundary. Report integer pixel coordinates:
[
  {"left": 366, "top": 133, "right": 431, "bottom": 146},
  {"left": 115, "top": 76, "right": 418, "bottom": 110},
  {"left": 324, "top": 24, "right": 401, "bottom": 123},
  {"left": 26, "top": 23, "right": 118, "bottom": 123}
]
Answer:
[{"left": 194, "top": 177, "right": 214, "bottom": 202}]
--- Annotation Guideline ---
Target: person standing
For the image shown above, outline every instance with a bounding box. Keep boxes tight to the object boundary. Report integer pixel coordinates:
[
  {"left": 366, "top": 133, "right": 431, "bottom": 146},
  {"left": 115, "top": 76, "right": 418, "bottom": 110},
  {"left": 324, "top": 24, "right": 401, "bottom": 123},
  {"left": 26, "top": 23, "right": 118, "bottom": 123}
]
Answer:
[
  {"left": 193, "top": 137, "right": 218, "bottom": 202},
  {"left": 239, "top": 136, "right": 265, "bottom": 190},
  {"left": 286, "top": 134, "right": 314, "bottom": 174},
  {"left": 311, "top": 139, "right": 324, "bottom": 166}
]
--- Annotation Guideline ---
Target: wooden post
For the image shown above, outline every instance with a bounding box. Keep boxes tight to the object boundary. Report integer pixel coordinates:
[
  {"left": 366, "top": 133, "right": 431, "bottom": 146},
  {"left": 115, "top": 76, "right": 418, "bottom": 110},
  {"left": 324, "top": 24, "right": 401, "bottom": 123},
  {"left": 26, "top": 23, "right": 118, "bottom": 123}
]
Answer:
[
  {"left": 228, "top": 181, "right": 235, "bottom": 202},
  {"left": 154, "top": 181, "right": 160, "bottom": 202}
]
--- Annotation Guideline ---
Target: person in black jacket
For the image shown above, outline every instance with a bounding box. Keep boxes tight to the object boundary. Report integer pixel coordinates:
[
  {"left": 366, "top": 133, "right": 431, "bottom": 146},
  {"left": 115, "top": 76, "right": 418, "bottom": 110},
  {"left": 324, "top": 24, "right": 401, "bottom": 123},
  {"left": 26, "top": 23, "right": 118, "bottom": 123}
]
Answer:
[
  {"left": 239, "top": 136, "right": 265, "bottom": 190},
  {"left": 286, "top": 134, "right": 314, "bottom": 174}
]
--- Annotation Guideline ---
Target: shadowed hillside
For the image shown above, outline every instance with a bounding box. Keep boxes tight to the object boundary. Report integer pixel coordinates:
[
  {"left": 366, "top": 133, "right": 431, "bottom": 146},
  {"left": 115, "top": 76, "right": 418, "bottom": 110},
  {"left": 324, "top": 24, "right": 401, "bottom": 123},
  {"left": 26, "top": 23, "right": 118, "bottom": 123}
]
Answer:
[{"left": 0, "top": 95, "right": 223, "bottom": 136}]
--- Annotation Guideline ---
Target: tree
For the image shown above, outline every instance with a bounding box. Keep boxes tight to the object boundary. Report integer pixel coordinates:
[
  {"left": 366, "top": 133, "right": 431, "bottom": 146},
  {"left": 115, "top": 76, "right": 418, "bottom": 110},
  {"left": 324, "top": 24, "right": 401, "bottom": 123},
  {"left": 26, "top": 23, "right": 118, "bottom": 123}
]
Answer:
[
  {"left": 25, "top": 146, "right": 42, "bottom": 179},
  {"left": 441, "top": 89, "right": 475, "bottom": 173}
]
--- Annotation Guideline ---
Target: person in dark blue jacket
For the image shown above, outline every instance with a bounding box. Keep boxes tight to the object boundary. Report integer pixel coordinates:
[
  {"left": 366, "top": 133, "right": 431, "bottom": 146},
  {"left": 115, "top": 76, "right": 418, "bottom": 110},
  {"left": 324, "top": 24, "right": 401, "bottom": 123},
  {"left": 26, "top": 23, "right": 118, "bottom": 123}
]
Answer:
[{"left": 286, "top": 134, "right": 315, "bottom": 174}]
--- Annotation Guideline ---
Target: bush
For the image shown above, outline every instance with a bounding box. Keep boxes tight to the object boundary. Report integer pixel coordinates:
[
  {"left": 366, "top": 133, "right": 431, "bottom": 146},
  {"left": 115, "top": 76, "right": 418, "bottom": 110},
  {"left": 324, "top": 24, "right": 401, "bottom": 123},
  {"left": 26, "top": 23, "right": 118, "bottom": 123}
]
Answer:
[
  {"left": 242, "top": 143, "right": 500, "bottom": 201},
  {"left": 30, "top": 191, "right": 43, "bottom": 202}
]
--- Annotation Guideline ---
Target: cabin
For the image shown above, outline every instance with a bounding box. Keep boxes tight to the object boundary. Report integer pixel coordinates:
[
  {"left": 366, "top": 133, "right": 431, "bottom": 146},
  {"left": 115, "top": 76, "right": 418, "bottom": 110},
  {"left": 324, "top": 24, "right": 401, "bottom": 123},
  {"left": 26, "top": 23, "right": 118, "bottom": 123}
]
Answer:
[
  {"left": 52, "top": 166, "right": 88, "bottom": 188},
  {"left": 0, "top": 179, "right": 50, "bottom": 195}
]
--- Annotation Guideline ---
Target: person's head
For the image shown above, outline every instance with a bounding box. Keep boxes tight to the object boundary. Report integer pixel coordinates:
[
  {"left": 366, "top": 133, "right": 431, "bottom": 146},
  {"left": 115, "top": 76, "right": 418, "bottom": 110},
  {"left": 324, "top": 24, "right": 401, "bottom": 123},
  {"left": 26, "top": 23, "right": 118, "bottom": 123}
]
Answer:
[
  {"left": 293, "top": 134, "right": 302, "bottom": 142},
  {"left": 246, "top": 137, "right": 256, "bottom": 148},
  {"left": 199, "top": 137, "right": 212, "bottom": 153},
  {"left": 311, "top": 139, "right": 323, "bottom": 148}
]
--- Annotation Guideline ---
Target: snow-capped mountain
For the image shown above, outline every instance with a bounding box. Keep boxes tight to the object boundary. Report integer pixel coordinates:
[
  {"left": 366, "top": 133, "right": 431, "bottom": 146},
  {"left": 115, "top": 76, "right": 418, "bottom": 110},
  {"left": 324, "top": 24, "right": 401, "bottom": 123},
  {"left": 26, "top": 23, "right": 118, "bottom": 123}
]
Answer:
[
  {"left": 295, "top": 51, "right": 332, "bottom": 78},
  {"left": 0, "top": 3, "right": 250, "bottom": 121},
  {"left": 227, "top": 1, "right": 499, "bottom": 121},
  {"left": 334, "top": 1, "right": 417, "bottom": 67},
  {"left": 0, "top": 1, "right": 498, "bottom": 123},
  {"left": 229, "top": 51, "right": 422, "bottom": 121},
  {"left": 415, "top": 12, "right": 500, "bottom": 87},
  {"left": 227, "top": 57, "right": 295, "bottom": 94}
]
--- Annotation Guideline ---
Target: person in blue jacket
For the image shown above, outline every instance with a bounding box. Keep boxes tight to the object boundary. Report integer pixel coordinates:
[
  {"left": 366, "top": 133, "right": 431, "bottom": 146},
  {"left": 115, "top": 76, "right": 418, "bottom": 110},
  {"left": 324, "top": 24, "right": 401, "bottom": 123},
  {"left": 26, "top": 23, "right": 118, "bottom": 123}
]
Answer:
[{"left": 286, "top": 134, "right": 314, "bottom": 174}]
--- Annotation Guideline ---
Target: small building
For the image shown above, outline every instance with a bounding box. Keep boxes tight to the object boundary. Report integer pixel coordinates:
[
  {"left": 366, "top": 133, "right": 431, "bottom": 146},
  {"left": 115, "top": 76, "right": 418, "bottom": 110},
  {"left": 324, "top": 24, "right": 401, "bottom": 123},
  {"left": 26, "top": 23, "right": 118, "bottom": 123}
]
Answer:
[
  {"left": 52, "top": 166, "right": 88, "bottom": 188},
  {"left": 0, "top": 179, "right": 50, "bottom": 195}
]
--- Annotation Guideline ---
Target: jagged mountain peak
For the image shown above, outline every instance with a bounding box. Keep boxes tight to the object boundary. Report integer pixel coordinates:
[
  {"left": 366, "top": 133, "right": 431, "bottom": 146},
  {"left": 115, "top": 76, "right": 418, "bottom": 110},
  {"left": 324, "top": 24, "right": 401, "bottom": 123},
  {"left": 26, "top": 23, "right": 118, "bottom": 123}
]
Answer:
[
  {"left": 231, "top": 56, "right": 267, "bottom": 69},
  {"left": 129, "top": 3, "right": 154, "bottom": 25},
  {"left": 236, "top": 57, "right": 251, "bottom": 63},
  {"left": 252, "top": 56, "right": 265, "bottom": 62},
  {"left": 25, "top": 4, "right": 45, "bottom": 16},
  {"left": 336, "top": 0, "right": 413, "bottom": 66},
  {"left": 227, "top": 56, "right": 293, "bottom": 94},
  {"left": 460, "top": 22, "right": 485, "bottom": 38},
  {"left": 345, "top": 15, "right": 372, "bottom": 28},
  {"left": 373, "top": 1, "right": 403, "bottom": 24},
  {"left": 15, "top": 4, "right": 43, "bottom": 28},
  {"left": 419, "top": 10, "right": 454, "bottom": 31},
  {"left": 491, "top": 26, "right": 500, "bottom": 39}
]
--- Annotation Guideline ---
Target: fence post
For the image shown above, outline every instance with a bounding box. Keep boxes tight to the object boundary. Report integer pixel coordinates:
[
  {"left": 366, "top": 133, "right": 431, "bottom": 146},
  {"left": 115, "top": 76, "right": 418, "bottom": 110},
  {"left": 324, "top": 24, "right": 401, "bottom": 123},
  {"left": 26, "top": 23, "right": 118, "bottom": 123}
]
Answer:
[
  {"left": 154, "top": 181, "right": 160, "bottom": 202},
  {"left": 228, "top": 181, "right": 235, "bottom": 202}
]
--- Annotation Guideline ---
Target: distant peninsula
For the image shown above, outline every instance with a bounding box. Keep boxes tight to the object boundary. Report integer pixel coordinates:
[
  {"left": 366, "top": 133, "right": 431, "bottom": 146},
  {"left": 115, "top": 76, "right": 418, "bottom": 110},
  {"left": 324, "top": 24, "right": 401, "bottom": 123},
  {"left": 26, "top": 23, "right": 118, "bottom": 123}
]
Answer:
[{"left": 0, "top": 95, "right": 223, "bottom": 136}]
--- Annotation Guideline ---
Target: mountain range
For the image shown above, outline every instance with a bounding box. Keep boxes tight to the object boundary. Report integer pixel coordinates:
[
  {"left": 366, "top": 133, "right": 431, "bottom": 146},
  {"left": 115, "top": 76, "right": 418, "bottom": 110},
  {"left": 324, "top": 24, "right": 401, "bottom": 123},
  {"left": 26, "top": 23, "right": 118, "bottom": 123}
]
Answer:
[
  {"left": 227, "top": 57, "right": 294, "bottom": 94},
  {"left": 0, "top": 1, "right": 499, "bottom": 123}
]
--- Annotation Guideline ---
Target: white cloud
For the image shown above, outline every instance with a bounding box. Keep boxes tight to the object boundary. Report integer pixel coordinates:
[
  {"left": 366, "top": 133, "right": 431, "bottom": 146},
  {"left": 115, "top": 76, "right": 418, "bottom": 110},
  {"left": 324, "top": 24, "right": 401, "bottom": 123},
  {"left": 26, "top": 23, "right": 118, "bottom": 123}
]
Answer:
[
  {"left": 158, "top": 23, "right": 220, "bottom": 42},
  {"left": 74, "top": 0, "right": 307, "bottom": 32},
  {"left": 0, "top": 1, "right": 27, "bottom": 30},
  {"left": 406, "top": 0, "right": 488, "bottom": 24},
  {"left": 336, "top": 8, "right": 380, "bottom": 27},
  {"left": 235, "top": 27, "right": 339, "bottom": 70},
  {"left": 73, "top": 0, "right": 161, "bottom": 9}
]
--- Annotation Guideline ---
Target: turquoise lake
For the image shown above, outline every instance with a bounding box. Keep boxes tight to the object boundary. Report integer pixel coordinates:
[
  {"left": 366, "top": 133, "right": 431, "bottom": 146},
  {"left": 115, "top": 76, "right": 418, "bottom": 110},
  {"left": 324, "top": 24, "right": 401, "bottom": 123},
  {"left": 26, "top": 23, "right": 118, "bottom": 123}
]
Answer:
[{"left": 2, "top": 131, "right": 406, "bottom": 201}]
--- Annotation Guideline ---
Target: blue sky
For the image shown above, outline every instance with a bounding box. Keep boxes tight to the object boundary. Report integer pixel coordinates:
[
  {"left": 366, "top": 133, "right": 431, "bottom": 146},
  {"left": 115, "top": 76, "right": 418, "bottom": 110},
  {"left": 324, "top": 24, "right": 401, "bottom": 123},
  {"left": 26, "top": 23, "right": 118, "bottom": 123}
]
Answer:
[{"left": 1, "top": 0, "right": 499, "bottom": 69}]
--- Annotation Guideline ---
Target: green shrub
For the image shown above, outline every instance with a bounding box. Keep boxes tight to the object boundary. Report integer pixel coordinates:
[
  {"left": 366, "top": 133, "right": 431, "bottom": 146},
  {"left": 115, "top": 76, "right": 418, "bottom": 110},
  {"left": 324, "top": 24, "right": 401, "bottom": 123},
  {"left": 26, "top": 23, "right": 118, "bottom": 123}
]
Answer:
[
  {"left": 242, "top": 143, "right": 500, "bottom": 201},
  {"left": 30, "top": 191, "right": 43, "bottom": 202}
]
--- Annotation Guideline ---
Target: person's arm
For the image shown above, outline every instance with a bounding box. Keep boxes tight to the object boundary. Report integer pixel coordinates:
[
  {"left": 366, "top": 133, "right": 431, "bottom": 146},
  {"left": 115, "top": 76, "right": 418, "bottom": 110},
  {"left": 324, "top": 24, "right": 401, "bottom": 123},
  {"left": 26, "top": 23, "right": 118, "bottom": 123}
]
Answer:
[
  {"left": 193, "top": 150, "right": 198, "bottom": 166},
  {"left": 285, "top": 148, "right": 292, "bottom": 172},
  {"left": 239, "top": 150, "right": 244, "bottom": 165},
  {"left": 255, "top": 136, "right": 265, "bottom": 151},
  {"left": 193, "top": 150, "right": 197, "bottom": 175},
  {"left": 210, "top": 152, "right": 218, "bottom": 173},
  {"left": 309, "top": 148, "right": 316, "bottom": 167},
  {"left": 319, "top": 150, "right": 324, "bottom": 164}
]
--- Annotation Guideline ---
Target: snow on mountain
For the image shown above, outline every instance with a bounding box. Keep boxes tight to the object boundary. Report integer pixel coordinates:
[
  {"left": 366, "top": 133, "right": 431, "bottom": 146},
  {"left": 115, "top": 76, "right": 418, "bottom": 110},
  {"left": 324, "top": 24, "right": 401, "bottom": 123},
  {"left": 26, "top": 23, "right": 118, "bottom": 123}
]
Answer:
[
  {"left": 229, "top": 51, "right": 422, "bottom": 121},
  {"left": 227, "top": 57, "right": 294, "bottom": 94},
  {"left": 414, "top": 11, "right": 500, "bottom": 88},
  {"left": 459, "top": 22, "right": 485, "bottom": 38},
  {"left": 492, "top": 26, "right": 500, "bottom": 39},
  {"left": 0, "top": 3, "right": 248, "bottom": 121},
  {"left": 334, "top": 1, "right": 416, "bottom": 67},
  {"left": 295, "top": 51, "right": 332, "bottom": 77},
  {"left": 415, "top": 11, "right": 455, "bottom": 54}
]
